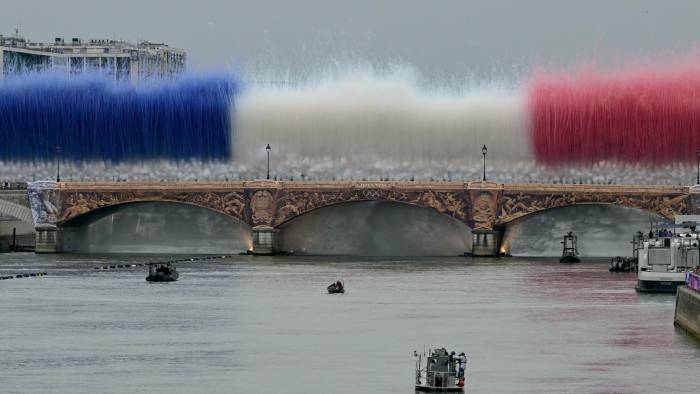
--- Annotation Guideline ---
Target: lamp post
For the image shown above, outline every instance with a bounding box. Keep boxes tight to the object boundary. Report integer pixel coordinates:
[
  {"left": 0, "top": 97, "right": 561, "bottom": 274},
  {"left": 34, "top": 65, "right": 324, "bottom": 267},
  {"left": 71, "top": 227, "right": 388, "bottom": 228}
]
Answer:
[
  {"left": 266, "top": 144, "right": 271, "bottom": 180},
  {"left": 481, "top": 144, "right": 487, "bottom": 181},
  {"left": 55, "top": 145, "right": 61, "bottom": 182},
  {"left": 696, "top": 149, "right": 700, "bottom": 185}
]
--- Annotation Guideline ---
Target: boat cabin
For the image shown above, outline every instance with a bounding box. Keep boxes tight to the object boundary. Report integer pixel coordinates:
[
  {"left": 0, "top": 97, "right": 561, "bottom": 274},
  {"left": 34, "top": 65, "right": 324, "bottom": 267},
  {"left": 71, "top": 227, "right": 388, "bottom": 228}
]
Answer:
[
  {"left": 637, "top": 216, "right": 700, "bottom": 292},
  {"left": 639, "top": 233, "right": 698, "bottom": 274},
  {"left": 559, "top": 231, "right": 581, "bottom": 263},
  {"left": 414, "top": 348, "right": 465, "bottom": 392}
]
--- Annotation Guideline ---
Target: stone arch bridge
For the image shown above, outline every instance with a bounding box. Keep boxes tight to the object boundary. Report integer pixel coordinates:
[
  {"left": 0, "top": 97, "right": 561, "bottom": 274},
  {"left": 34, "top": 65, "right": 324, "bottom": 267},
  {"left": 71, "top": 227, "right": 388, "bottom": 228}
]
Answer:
[{"left": 27, "top": 180, "right": 698, "bottom": 255}]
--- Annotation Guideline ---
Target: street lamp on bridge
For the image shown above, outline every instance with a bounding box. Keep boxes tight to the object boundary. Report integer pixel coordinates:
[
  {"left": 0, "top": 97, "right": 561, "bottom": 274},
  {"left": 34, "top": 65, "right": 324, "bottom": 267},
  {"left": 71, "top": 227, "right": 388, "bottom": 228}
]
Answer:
[
  {"left": 266, "top": 144, "right": 271, "bottom": 180},
  {"left": 481, "top": 144, "right": 488, "bottom": 181},
  {"left": 55, "top": 145, "right": 61, "bottom": 182}
]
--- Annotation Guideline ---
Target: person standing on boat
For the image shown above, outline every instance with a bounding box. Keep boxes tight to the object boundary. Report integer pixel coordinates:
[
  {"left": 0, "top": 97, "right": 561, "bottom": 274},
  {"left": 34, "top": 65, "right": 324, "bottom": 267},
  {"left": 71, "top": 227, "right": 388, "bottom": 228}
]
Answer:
[{"left": 457, "top": 353, "right": 467, "bottom": 378}]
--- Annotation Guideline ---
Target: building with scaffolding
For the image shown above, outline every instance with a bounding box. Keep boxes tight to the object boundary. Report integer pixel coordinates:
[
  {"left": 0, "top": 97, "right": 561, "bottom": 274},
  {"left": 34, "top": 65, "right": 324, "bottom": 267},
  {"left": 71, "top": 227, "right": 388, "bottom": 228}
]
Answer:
[{"left": 0, "top": 32, "right": 186, "bottom": 81}]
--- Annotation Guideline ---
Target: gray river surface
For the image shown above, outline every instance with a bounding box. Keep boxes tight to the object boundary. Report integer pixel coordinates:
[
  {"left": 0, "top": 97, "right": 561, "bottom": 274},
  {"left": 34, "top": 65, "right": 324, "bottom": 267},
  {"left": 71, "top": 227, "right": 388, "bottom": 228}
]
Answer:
[{"left": 1, "top": 253, "right": 699, "bottom": 394}]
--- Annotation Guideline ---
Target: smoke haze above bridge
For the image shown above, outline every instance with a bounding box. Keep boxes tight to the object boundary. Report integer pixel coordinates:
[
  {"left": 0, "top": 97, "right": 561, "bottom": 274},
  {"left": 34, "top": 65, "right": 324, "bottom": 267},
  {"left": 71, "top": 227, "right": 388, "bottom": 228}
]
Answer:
[
  {"left": 4, "top": 1, "right": 700, "bottom": 184},
  {"left": 3, "top": 59, "right": 700, "bottom": 184}
]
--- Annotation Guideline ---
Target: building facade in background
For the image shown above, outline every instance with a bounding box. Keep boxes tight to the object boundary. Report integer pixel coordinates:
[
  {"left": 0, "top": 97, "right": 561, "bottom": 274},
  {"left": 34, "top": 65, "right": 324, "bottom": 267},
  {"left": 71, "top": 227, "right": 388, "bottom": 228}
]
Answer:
[{"left": 0, "top": 32, "right": 186, "bottom": 80}]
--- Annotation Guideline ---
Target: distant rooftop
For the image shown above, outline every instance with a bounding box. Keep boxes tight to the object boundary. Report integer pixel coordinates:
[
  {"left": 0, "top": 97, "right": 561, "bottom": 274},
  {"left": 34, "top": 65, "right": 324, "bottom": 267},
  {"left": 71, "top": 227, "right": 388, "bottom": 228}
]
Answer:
[
  {"left": 0, "top": 32, "right": 185, "bottom": 54},
  {"left": 0, "top": 32, "right": 186, "bottom": 80}
]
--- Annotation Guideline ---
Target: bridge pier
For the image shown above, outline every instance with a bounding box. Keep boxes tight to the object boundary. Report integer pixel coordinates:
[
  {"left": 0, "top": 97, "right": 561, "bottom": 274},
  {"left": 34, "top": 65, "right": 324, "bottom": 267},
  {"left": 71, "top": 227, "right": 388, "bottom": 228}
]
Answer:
[
  {"left": 251, "top": 225, "right": 278, "bottom": 255},
  {"left": 34, "top": 225, "right": 61, "bottom": 254},
  {"left": 471, "top": 229, "right": 500, "bottom": 257}
]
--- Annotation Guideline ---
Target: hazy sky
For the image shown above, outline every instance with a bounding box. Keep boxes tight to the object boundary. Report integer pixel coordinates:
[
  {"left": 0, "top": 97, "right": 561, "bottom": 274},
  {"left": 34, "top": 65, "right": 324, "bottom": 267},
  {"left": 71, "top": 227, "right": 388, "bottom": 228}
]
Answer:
[{"left": 3, "top": 0, "right": 700, "bottom": 79}]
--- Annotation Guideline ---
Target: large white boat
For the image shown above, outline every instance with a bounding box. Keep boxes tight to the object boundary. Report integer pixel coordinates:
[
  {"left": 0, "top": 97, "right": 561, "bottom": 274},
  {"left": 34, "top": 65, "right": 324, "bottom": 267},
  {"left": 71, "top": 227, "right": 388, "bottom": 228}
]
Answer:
[{"left": 637, "top": 232, "right": 698, "bottom": 293}]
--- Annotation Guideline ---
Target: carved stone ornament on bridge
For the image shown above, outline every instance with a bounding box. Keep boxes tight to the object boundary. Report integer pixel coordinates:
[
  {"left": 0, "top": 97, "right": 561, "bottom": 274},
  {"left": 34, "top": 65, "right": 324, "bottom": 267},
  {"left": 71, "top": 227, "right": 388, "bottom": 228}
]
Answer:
[
  {"left": 272, "top": 188, "right": 471, "bottom": 226},
  {"left": 56, "top": 190, "right": 246, "bottom": 224},
  {"left": 498, "top": 191, "right": 688, "bottom": 224},
  {"left": 250, "top": 190, "right": 275, "bottom": 226},
  {"left": 361, "top": 189, "right": 383, "bottom": 200},
  {"left": 471, "top": 191, "right": 497, "bottom": 230},
  {"left": 27, "top": 181, "right": 60, "bottom": 227}
]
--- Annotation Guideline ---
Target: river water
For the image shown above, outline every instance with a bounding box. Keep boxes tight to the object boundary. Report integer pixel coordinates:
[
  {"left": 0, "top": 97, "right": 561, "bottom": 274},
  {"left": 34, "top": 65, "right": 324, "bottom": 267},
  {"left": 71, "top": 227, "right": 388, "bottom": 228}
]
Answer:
[{"left": 1, "top": 253, "right": 699, "bottom": 394}]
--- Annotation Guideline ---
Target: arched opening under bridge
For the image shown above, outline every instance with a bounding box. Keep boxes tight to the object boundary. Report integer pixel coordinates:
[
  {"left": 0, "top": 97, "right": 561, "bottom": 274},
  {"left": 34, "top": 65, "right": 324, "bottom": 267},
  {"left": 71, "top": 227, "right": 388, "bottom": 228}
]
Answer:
[
  {"left": 500, "top": 204, "right": 668, "bottom": 257},
  {"left": 277, "top": 201, "right": 471, "bottom": 256},
  {"left": 0, "top": 199, "right": 34, "bottom": 251},
  {"left": 61, "top": 201, "right": 252, "bottom": 254}
]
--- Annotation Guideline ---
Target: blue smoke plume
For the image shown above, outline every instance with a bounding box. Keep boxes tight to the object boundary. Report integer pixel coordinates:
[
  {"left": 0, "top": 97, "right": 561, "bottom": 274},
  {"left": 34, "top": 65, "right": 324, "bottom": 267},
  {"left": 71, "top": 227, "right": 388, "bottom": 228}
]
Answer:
[{"left": 0, "top": 71, "right": 239, "bottom": 162}]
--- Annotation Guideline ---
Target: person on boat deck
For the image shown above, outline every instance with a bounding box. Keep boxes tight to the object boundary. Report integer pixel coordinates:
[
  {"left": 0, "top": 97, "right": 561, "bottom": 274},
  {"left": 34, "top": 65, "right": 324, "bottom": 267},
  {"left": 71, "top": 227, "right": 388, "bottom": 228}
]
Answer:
[
  {"left": 457, "top": 353, "right": 467, "bottom": 377},
  {"left": 448, "top": 351, "right": 456, "bottom": 371},
  {"left": 336, "top": 281, "right": 343, "bottom": 290},
  {"left": 648, "top": 230, "right": 654, "bottom": 239}
]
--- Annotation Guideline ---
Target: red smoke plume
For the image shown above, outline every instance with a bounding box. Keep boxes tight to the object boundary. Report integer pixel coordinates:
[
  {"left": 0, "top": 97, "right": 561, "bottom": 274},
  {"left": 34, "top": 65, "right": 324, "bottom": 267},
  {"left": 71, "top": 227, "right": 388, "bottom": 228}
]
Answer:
[{"left": 529, "top": 62, "right": 700, "bottom": 166}]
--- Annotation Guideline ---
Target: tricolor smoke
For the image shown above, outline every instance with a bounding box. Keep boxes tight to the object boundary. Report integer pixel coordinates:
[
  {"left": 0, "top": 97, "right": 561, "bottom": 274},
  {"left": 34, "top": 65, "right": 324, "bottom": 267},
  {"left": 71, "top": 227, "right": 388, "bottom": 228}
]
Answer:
[
  {"left": 529, "top": 62, "right": 700, "bottom": 166},
  {"left": 1, "top": 62, "right": 700, "bottom": 183},
  {"left": 0, "top": 72, "right": 237, "bottom": 162},
  {"left": 233, "top": 72, "right": 528, "bottom": 180}
]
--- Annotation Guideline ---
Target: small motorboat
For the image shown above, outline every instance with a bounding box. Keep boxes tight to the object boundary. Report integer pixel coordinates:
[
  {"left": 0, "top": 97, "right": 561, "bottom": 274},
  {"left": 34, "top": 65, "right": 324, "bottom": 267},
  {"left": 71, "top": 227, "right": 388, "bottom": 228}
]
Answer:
[
  {"left": 327, "top": 281, "right": 344, "bottom": 294},
  {"left": 559, "top": 231, "right": 581, "bottom": 264},
  {"left": 414, "top": 348, "right": 466, "bottom": 392},
  {"left": 146, "top": 263, "right": 179, "bottom": 282},
  {"left": 609, "top": 256, "right": 637, "bottom": 272},
  {"left": 610, "top": 232, "right": 644, "bottom": 272}
]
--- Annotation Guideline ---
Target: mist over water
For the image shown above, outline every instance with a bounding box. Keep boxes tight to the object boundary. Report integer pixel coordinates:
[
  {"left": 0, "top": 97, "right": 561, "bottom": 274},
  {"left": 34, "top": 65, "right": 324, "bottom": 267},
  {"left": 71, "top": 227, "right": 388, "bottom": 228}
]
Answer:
[
  {"left": 502, "top": 205, "right": 667, "bottom": 257},
  {"left": 62, "top": 202, "right": 251, "bottom": 254},
  {"left": 279, "top": 201, "right": 471, "bottom": 256}
]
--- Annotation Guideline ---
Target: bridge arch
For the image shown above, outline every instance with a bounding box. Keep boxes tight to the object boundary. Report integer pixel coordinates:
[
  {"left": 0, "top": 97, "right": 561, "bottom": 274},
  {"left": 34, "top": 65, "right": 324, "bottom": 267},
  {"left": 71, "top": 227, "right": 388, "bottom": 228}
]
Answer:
[
  {"left": 59, "top": 199, "right": 248, "bottom": 227},
  {"left": 498, "top": 201, "right": 677, "bottom": 227},
  {"left": 499, "top": 203, "right": 667, "bottom": 257},
  {"left": 59, "top": 200, "right": 252, "bottom": 254},
  {"left": 276, "top": 198, "right": 469, "bottom": 228},
  {"left": 496, "top": 191, "right": 688, "bottom": 227},
  {"left": 272, "top": 189, "right": 472, "bottom": 228},
  {"left": 0, "top": 199, "right": 33, "bottom": 224},
  {"left": 56, "top": 190, "right": 247, "bottom": 226}
]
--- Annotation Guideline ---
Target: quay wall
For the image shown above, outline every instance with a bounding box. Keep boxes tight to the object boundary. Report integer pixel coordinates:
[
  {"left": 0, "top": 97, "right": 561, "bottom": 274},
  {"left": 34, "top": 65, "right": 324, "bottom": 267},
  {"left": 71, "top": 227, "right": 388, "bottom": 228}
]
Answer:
[{"left": 674, "top": 285, "right": 700, "bottom": 341}]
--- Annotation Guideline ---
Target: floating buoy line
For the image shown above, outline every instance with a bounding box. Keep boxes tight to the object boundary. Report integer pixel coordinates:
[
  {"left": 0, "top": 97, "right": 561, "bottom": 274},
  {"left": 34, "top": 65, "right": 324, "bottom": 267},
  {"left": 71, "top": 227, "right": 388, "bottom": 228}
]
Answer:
[
  {"left": 93, "top": 255, "right": 235, "bottom": 271},
  {"left": 0, "top": 272, "right": 47, "bottom": 280},
  {"left": 1, "top": 255, "right": 236, "bottom": 281}
]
